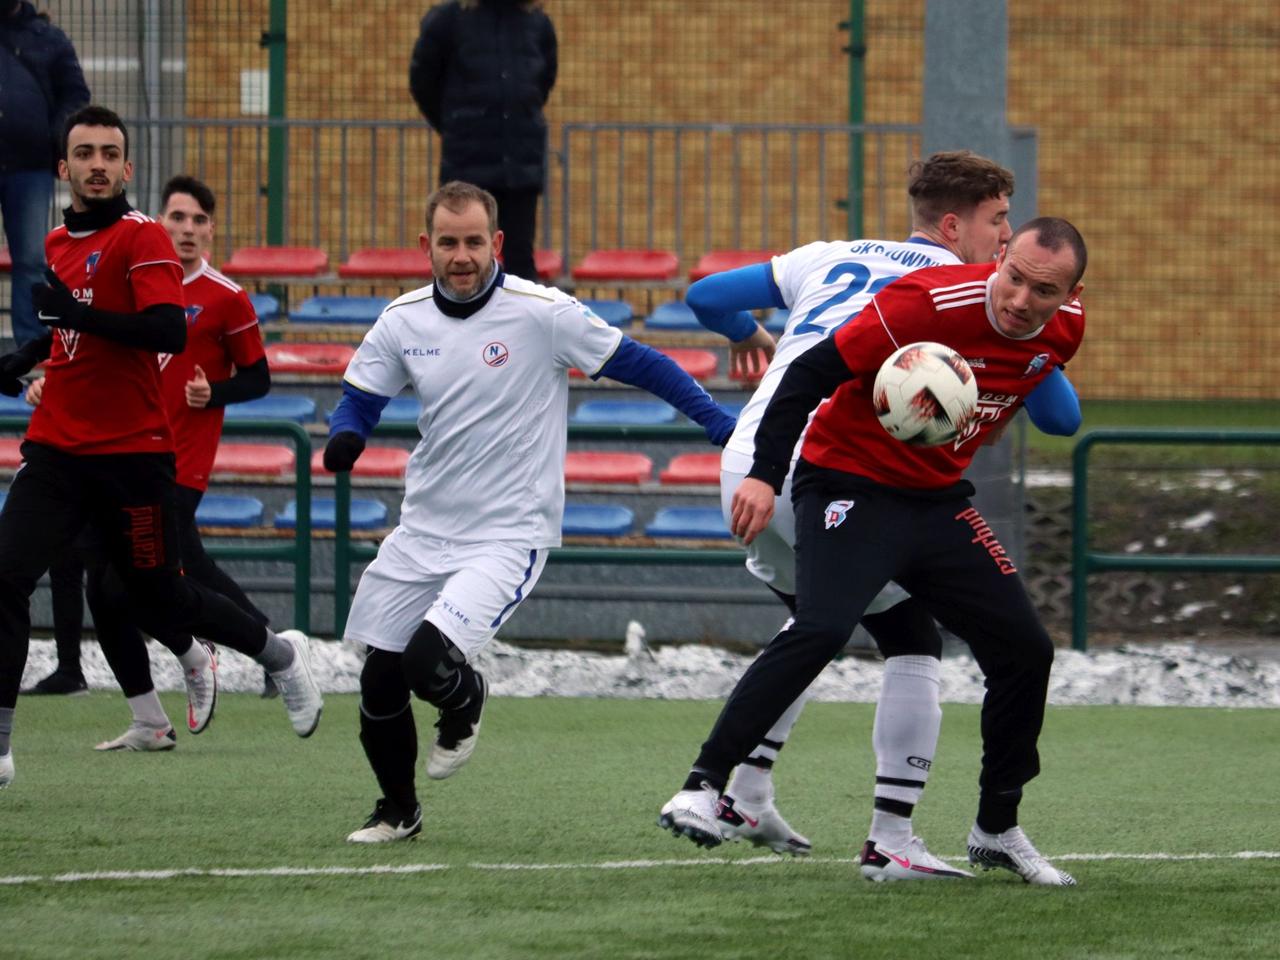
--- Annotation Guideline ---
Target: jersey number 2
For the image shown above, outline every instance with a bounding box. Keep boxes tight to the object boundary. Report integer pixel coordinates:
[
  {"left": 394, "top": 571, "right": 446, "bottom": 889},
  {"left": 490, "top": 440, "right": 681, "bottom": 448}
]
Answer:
[{"left": 792, "top": 262, "right": 896, "bottom": 337}]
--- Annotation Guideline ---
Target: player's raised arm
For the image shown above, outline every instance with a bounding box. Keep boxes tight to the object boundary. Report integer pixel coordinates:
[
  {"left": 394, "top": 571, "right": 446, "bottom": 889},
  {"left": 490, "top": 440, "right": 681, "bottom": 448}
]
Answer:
[{"left": 686, "top": 263, "right": 783, "bottom": 378}]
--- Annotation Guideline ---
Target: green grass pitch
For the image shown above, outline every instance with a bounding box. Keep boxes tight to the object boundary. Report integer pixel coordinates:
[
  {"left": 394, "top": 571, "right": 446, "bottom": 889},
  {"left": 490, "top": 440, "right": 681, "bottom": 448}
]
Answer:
[{"left": 1, "top": 692, "right": 1277, "bottom": 960}]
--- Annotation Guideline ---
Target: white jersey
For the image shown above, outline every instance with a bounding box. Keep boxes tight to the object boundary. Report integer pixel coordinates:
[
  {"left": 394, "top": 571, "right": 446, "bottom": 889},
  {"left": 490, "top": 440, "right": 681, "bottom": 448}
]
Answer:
[
  {"left": 721, "top": 238, "right": 962, "bottom": 472},
  {"left": 343, "top": 274, "right": 623, "bottom": 547}
]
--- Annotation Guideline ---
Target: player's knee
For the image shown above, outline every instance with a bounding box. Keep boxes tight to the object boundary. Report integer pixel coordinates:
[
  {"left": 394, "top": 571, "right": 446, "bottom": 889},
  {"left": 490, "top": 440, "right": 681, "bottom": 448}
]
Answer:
[
  {"left": 359, "top": 647, "right": 410, "bottom": 717},
  {"left": 862, "top": 599, "right": 944, "bottom": 659},
  {"left": 401, "top": 620, "right": 472, "bottom": 707}
]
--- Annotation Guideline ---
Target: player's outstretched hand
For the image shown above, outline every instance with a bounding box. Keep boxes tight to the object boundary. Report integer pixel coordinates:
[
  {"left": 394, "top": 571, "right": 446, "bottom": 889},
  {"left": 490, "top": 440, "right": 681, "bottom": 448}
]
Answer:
[
  {"left": 323, "top": 431, "right": 366, "bottom": 472},
  {"left": 32, "top": 269, "right": 88, "bottom": 330},
  {"left": 730, "top": 477, "right": 776, "bottom": 544},
  {"left": 729, "top": 323, "right": 775, "bottom": 381}
]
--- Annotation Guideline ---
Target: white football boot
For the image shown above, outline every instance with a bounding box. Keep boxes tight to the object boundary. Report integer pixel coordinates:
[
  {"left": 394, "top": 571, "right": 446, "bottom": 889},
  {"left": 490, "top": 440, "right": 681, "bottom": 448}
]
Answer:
[
  {"left": 95, "top": 722, "right": 178, "bottom": 752},
  {"left": 860, "top": 835, "right": 974, "bottom": 881},
  {"left": 346, "top": 799, "right": 423, "bottom": 843},
  {"left": 967, "top": 825, "right": 1077, "bottom": 886},
  {"left": 657, "top": 781, "right": 723, "bottom": 849},
  {"left": 270, "top": 630, "right": 323, "bottom": 737},
  {"left": 715, "top": 794, "right": 812, "bottom": 856},
  {"left": 0, "top": 750, "right": 13, "bottom": 789},
  {"left": 184, "top": 642, "right": 218, "bottom": 734},
  {"left": 426, "top": 674, "right": 487, "bottom": 780}
]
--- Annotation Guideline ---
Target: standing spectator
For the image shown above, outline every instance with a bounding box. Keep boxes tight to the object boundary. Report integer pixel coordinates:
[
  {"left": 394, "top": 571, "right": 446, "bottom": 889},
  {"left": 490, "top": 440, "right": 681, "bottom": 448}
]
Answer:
[
  {"left": 410, "top": 0, "right": 556, "bottom": 283},
  {"left": 0, "top": 0, "right": 90, "bottom": 347}
]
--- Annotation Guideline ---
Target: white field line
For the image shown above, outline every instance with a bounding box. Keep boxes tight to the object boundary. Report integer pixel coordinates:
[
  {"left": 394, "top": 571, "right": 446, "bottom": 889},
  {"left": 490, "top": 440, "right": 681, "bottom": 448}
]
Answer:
[{"left": 2, "top": 852, "right": 1279, "bottom": 887}]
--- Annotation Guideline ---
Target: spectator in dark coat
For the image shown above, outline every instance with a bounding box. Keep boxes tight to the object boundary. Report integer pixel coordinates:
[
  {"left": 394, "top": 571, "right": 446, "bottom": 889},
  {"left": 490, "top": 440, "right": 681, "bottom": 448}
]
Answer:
[
  {"left": 410, "top": 0, "right": 557, "bottom": 283},
  {"left": 0, "top": 0, "right": 90, "bottom": 347}
]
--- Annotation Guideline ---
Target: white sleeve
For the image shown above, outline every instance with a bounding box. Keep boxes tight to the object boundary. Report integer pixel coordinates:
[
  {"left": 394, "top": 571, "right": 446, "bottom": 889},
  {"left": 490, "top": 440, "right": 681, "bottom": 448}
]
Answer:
[
  {"left": 771, "top": 241, "right": 826, "bottom": 308},
  {"left": 342, "top": 314, "right": 408, "bottom": 398},
  {"left": 552, "top": 297, "right": 624, "bottom": 377}
]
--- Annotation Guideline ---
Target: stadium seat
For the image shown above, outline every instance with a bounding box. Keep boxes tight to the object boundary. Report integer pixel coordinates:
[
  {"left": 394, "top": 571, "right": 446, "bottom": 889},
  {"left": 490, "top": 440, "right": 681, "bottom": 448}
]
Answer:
[
  {"left": 290, "top": 295, "right": 390, "bottom": 325},
  {"left": 310, "top": 445, "right": 409, "bottom": 478},
  {"left": 658, "top": 452, "right": 720, "bottom": 486},
  {"left": 248, "top": 292, "right": 280, "bottom": 322},
  {"left": 275, "top": 497, "right": 389, "bottom": 531},
  {"left": 211, "top": 443, "right": 296, "bottom": 477},
  {"left": 338, "top": 248, "right": 431, "bottom": 280},
  {"left": 571, "top": 249, "right": 679, "bottom": 282},
  {"left": 220, "top": 246, "right": 329, "bottom": 278},
  {"left": 265, "top": 342, "right": 355, "bottom": 375},
  {"left": 0, "top": 396, "right": 33, "bottom": 419},
  {"left": 564, "top": 451, "right": 653, "bottom": 485},
  {"left": 765, "top": 307, "right": 788, "bottom": 333},
  {"left": 195, "top": 494, "right": 265, "bottom": 528},
  {"left": 644, "top": 301, "right": 701, "bottom": 332},
  {"left": 570, "top": 399, "right": 676, "bottom": 426},
  {"left": 658, "top": 347, "right": 717, "bottom": 380},
  {"left": 0, "top": 247, "right": 11, "bottom": 272},
  {"left": 0, "top": 438, "right": 21, "bottom": 469},
  {"left": 579, "top": 298, "right": 633, "bottom": 327},
  {"left": 645, "top": 506, "right": 732, "bottom": 539},
  {"left": 688, "top": 249, "right": 779, "bottom": 282},
  {"left": 535, "top": 248, "right": 564, "bottom": 280},
  {"left": 224, "top": 395, "right": 317, "bottom": 423},
  {"left": 561, "top": 503, "right": 635, "bottom": 537}
]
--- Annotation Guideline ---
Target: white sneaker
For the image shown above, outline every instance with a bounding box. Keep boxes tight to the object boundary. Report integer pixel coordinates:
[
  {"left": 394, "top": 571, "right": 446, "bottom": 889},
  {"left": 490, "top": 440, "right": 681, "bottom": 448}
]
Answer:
[
  {"left": 346, "top": 799, "right": 423, "bottom": 843},
  {"left": 715, "top": 794, "right": 812, "bottom": 856},
  {"left": 860, "top": 836, "right": 974, "bottom": 881},
  {"left": 967, "top": 825, "right": 1077, "bottom": 886},
  {"left": 95, "top": 722, "right": 178, "bottom": 752},
  {"left": 184, "top": 642, "right": 218, "bottom": 735},
  {"left": 270, "top": 630, "right": 323, "bottom": 738},
  {"left": 426, "top": 674, "right": 487, "bottom": 780},
  {"left": 0, "top": 750, "right": 13, "bottom": 789},
  {"left": 657, "top": 781, "right": 723, "bottom": 849}
]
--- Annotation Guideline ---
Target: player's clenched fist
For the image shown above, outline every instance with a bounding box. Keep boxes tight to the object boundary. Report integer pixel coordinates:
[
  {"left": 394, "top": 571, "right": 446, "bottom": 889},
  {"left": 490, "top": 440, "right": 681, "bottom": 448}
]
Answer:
[
  {"left": 31, "top": 269, "right": 88, "bottom": 330},
  {"left": 323, "top": 431, "right": 366, "bottom": 472},
  {"left": 730, "top": 477, "right": 776, "bottom": 544}
]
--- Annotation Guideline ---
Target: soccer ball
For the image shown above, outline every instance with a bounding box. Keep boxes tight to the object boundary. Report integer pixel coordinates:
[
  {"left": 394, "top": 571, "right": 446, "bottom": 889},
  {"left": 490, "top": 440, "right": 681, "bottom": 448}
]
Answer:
[{"left": 872, "top": 341, "right": 978, "bottom": 446}]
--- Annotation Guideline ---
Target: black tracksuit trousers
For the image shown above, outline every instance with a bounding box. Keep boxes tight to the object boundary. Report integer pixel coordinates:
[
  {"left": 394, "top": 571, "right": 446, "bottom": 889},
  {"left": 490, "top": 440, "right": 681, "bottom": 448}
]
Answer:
[{"left": 693, "top": 462, "right": 1054, "bottom": 798}]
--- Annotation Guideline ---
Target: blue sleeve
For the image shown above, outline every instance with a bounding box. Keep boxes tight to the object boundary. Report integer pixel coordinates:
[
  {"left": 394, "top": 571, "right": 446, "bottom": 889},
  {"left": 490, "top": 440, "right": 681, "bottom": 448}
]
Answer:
[
  {"left": 329, "top": 381, "right": 392, "bottom": 439},
  {"left": 596, "top": 339, "right": 737, "bottom": 446},
  {"left": 1023, "top": 366, "right": 1081, "bottom": 436},
  {"left": 684, "top": 263, "right": 786, "bottom": 342}
]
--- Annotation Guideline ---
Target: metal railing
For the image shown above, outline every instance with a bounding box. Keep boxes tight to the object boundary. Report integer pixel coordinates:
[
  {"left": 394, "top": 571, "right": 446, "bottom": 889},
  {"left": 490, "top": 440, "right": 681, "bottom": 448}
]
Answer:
[{"left": 1070, "top": 429, "right": 1280, "bottom": 651}]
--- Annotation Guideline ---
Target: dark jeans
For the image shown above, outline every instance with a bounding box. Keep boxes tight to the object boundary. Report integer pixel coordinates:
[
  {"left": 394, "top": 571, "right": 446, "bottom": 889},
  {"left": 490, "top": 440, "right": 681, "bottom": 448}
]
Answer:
[
  {"left": 0, "top": 169, "right": 53, "bottom": 346},
  {"left": 490, "top": 187, "right": 540, "bottom": 282},
  {"left": 693, "top": 464, "right": 1054, "bottom": 797},
  {"left": 0, "top": 442, "right": 268, "bottom": 708}
]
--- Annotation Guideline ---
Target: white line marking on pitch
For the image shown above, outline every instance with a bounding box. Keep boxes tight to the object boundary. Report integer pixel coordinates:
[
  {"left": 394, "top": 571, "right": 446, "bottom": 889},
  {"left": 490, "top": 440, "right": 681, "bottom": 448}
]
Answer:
[{"left": 2, "top": 852, "right": 1278, "bottom": 887}]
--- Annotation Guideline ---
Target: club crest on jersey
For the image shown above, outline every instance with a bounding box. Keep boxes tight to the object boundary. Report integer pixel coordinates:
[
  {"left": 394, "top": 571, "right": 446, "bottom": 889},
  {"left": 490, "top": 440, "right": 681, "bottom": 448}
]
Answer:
[
  {"left": 85, "top": 251, "right": 102, "bottom": 278},
  {"left": 483, "top": 341, "right": 509, "bottom": 367},
  {"left": 184, "top": 304, "right": 203, "bottom": 326},
  {"left": 824, "top": 499, "right": 855, "bottom": 530},
  {"left": 1021, "top": 353, "right": 1051, "bottom": 378}
]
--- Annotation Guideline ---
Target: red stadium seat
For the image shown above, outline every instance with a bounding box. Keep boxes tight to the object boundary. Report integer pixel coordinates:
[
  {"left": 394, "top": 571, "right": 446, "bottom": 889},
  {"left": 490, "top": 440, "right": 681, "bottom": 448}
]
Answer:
[
  {"left": 220, "top": 246, "right": 329, "bottom": 278},
  {"left": 311, "top": 445, "right": 410, "bottom": 478},
  {"left": 264, "top": 342, "right": 355, "bottom": 375},
  {"left": 571, "top": 249, "right": 679, "bottom": 282},
  {"left": 211, "top": 443, "right": 296, "bottom": 477},
  {"left": 535, "top": 249, "right": 564, "bottom": 280},
  {"left": 0, "top": 437, "right": 22, "bottom": 469},
  {"left": 688, "top": 250, "right": 779, "bottom": 282},
  {"left": 658, "top": 347, "right": 717, "bottom": 381},
  {"left": 0, "top": 247, "right": 11, "bottom": 273},
  {"left": 564, "top": 451, "right": 653, "bottom": 485},
  {"left": 338, "top": 247, "right": 431, "bottom": 280},
  {"left": 659, "top": 452, "right": 721, "bottom": 486}
]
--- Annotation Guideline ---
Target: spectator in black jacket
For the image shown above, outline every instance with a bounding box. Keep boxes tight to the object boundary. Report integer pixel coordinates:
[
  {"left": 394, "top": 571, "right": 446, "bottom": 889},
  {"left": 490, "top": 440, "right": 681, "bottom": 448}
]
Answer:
[
  {"left": 409, "top": 0, "right": 556, "bottom": 283},
  {"left": 0, "top": 0, "right": 90, "bottom": 347}
]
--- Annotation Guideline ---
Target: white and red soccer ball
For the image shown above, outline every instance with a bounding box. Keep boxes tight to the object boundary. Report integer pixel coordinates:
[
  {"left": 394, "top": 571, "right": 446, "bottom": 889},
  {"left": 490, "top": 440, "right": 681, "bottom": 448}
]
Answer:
[{"left": 872, "top": 341, "right": 978, "bottom": 446}]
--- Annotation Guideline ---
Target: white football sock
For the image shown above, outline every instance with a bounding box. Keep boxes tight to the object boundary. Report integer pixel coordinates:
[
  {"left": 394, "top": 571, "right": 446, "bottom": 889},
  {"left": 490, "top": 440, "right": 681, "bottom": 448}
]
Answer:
[
  {"left": 869, "top": 655, "right": 942, "bottom": 837},
  {"left": 127, "top": 690, "right": 171, "bottom": 729},
  {"left": 726, "top": 687, "right": 811, "bottom": 804},
  {"left": 177, "top": 641, "right": 213, "bottom": 673}
]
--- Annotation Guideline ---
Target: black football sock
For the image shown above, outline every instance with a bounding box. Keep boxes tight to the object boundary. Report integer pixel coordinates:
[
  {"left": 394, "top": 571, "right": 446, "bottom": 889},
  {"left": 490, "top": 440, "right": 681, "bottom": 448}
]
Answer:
[{"left": 359, "top": 701, "right": 419, "bottom": 816}]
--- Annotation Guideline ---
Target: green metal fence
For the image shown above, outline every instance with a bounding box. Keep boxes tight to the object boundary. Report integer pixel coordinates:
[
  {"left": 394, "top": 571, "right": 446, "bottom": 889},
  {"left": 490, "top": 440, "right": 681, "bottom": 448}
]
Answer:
[{"left": 1070, "top": 428, "right": 1280, "bottom": 651}]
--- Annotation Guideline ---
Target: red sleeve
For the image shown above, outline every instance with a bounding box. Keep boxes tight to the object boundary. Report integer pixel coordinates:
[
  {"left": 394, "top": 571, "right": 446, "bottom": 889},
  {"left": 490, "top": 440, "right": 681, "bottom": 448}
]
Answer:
[
  {"left": 223, "top": 290, "right": 267, "bottom": 367},
  {"left": 831, "top": 276, "right": 932, "bottom": 376},
  {"left": 127, "top": 222, "right": 184, "bottom": 310}
]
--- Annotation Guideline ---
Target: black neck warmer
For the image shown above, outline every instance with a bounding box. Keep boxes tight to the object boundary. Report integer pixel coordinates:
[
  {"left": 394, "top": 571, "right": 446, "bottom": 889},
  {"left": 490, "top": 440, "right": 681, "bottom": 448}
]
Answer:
[{"left": 63, "top": 192, "right": 132, "bottom": 233}]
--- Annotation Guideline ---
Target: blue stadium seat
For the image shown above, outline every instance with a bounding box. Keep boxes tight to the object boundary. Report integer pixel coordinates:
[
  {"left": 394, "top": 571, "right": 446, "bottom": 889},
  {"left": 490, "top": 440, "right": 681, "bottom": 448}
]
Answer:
[
  {"left": 325, "top": 394, "right": 420, "bottom": 425},
  {"left": 195, "top": 495, "right": 265, "bottom": 528},
  {"left": 644, "top": 301, "right": 701, "bottom": 332},
  {"left": 645, "top": 506, "right": 732, "bottom": 539},
  {"left": 275, "top": 497, "right": 389, "bottom": 531},
  {"left": 224, "top": 395, "right": 317, "bottom": 423},
  {"left": 561, "top": 503, "right": 635, "bottom": 537},
  {"left": 291, "top": 295, "right": 390, "bottom": 325},
  {"left": 765, "top": 307, "right": 788, "bottom": 333},
  {"left": 248, "top": 292, "right": 279, "bottom": 322},
  {"left": 0, "top": 396, "right": 33, "bottom": 419},
  {"left": 579, "top": 298, "right": 633, "bottom": 327},
  {"left": 570, "top": 400, "right": 677, "bottom": 426}
]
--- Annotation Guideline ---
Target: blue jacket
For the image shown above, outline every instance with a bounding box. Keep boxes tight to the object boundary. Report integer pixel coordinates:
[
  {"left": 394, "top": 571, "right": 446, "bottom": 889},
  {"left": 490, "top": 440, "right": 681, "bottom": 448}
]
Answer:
[
  {"left": 409, "top": 0, "right": 557, "bottom": 192},
  {"left": 0, "top": 1, "right": 90, "bottom": 174}
]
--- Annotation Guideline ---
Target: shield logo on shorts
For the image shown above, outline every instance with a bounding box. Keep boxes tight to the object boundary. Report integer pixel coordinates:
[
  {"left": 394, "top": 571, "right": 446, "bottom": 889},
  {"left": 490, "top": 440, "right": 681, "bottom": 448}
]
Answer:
[{"left": 824, "top": 499, "right": 854, "bottom": 530}]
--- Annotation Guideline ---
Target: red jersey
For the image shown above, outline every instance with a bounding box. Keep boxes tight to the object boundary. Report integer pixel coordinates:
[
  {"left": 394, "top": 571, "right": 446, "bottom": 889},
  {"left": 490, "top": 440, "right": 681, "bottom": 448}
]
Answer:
[
  {"left": 801, "top": 264, "right": 1085, "bottom": 489},
  {"left": 30, "top": 212, "right": 183, "bottom": 455},
  {"left": 160, "top": 263, "right": 266, "bottom": 490}
]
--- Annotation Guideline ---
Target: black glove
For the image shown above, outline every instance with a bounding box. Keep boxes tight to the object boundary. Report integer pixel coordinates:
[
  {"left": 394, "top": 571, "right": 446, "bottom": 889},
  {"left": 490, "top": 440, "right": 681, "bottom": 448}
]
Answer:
[
  {"left": 0, "top": 353, "right": 26, "bottom": 397},
  {"left": 32, "top": 269, "right": 88, "bottom": 330},
  {"left": 323, "top": 431, "right": 366, "bottom": 472}
]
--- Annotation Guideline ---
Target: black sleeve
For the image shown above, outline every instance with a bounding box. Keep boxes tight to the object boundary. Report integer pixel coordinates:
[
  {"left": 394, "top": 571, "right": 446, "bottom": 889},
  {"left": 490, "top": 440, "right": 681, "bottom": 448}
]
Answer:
[
  {"left": 747, "top": 337, "right": 855, "bottom": 493},
  {"left": 15, "top": 332, "right": 53, "bottom": 370},
  {"left": 77, "top": 303, "right": 186, "bottom": 353},
  {"left": 540, "top": 14, "right": 558, "bottom": 102},
  {"left": 49, "top": 30, "right": 91, "bottom": 132},
  {"left": 409, "top": 5, "right": 453, "bottom": 130},
  {"left": 207, "top": 357, "right": 271, "bottom": 408}
]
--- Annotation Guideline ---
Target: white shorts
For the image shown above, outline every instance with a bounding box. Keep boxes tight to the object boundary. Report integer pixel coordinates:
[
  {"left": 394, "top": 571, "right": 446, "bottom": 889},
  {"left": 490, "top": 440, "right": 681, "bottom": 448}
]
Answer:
[
  {"left": 343, "top": 526, "right": 548, "bottom": 659},
  {"left": 719, "top": 466, "right": 909, "bottom": 615}
]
